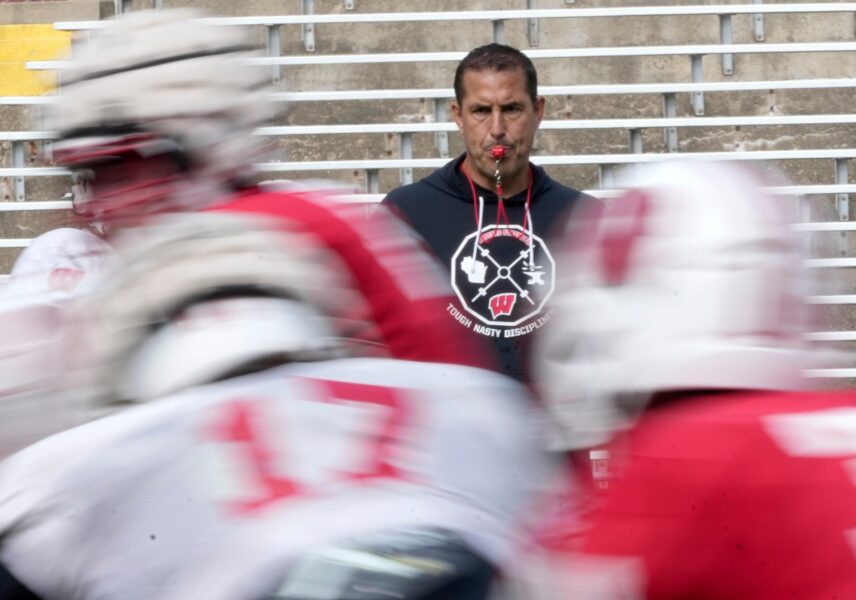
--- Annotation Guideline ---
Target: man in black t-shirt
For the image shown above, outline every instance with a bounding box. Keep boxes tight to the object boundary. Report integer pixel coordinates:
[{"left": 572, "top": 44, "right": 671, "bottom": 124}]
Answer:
[{"left": 383, "top": 43, "right": 591, "bottom": 382}]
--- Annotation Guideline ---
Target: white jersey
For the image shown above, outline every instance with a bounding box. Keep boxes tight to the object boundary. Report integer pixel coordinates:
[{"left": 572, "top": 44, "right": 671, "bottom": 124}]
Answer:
[
  {"left": 0, "top": 301, "right": 84, "bottom": 459},
  {"left": 0, "top": 229, "right": 112, "bottom": 458},
  {"left": 0, "top": 358, "right": 544, "bottom": 600}
]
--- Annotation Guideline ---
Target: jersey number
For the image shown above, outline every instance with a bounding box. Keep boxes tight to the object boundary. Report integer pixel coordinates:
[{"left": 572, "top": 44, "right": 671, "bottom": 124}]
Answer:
[{"left": 205, "top": 378, "right": 407, "bottom": 515}]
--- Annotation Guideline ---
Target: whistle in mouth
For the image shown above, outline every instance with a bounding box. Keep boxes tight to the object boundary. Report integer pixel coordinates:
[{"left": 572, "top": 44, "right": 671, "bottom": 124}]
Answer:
[{"left": 492, "top": 146, "right": 505, "bottom": 196}]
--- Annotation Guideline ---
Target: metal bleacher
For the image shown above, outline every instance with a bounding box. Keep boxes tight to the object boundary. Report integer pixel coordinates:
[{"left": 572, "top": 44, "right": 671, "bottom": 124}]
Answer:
[
  {"left": 6, "top": 4, "right": 856, "bottom": 190},
  {"left": 3, "top": 2, "right": 856, "bottom": 379}
]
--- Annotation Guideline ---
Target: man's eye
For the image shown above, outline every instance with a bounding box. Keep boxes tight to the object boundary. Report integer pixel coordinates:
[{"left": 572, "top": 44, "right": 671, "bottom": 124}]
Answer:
[{"left": 473, "top": 107, "right": 490, "bottom": 114}]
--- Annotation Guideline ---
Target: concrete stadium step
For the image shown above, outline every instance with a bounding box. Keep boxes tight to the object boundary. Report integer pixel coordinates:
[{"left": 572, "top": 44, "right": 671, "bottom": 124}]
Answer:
[{"left": 3, "top": 2, "right": 856, "bottom": 289}]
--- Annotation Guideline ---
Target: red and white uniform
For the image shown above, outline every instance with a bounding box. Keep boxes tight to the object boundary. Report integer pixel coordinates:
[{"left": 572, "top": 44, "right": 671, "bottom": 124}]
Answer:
[
  {"left": 0, "top": 358, "right": 543, "bottom": 600},
  {"left": 0, "top": 185, "right": 492, "bottom": 461},
  {"left": 542, "top": 390, "right": 856, "bottom": 599},
  {"left": 5, "top": 227, "right": 111, "bottom": 303},
  {"left": 208, "top": 186, "right": 494, "bottom": 370}
]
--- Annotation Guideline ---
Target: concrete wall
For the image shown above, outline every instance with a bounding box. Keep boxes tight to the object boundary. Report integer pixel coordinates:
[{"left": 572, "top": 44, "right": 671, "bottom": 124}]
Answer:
[
  {"left": 1, "top": 0, "right": 855, "bottom": 291},
  {"left": 4, "top": 1, "right": 854, "bottom": 191}
]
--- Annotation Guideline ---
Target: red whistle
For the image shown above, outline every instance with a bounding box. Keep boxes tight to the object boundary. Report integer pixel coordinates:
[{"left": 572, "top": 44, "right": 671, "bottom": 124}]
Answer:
[{"left": 490, "top": 146, "right": 507, "bottom": 160}]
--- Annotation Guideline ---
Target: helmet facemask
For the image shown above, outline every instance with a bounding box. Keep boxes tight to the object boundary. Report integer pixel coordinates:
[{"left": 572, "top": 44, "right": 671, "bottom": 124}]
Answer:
[{"left": 59, "top": 130, "right": 202, "bottom": 228}]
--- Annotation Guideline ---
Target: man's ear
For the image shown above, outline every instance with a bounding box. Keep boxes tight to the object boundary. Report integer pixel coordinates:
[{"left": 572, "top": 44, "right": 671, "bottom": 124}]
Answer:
[
  {"left": 451, "top": 101, "right": 464, "bottom": 130},
  {"left": 534, "top": 96, "right": 546, "bottom": 125}
]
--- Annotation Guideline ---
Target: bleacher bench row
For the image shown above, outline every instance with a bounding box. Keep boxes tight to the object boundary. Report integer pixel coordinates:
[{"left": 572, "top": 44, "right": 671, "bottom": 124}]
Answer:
[{"left": 2, "top": 3, "right": 856, "bottom": 377}]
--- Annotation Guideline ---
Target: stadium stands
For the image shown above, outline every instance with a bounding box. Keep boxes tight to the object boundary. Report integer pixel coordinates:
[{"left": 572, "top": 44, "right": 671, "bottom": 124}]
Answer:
[{"left": 2, "top": 1, "right": 856, "bottom": 378}]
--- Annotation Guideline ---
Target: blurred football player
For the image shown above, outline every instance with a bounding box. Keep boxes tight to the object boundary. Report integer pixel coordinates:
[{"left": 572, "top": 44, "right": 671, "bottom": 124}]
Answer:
[
  {"left": 48, "top": 7, "right": 488, "bottom": 370},
  {"left": 0, "top": 211, "right": 544, "bottom": 600},
  {"left": 0, "top": 5, "right": 259, "bottom": 456},
  {"left": 0, "top": 8, "right": 538, "bottom": 600},
  {"left": 529, "top": 160, "right": 856, "bottom": 598},
  {"left": 0, "top": 7, "right": 494, "bottom": 456}
]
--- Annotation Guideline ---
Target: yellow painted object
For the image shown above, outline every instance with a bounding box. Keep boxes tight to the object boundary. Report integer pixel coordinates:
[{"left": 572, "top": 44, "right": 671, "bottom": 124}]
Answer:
[{"left": 0, "top": 24, "right": 71, "bottom": 96}]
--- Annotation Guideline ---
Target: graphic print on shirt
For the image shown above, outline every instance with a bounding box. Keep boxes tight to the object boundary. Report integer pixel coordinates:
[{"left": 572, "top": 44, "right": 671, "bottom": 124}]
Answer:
[{"left": 451, "top": 224, "right": 556, "bottom": 335}]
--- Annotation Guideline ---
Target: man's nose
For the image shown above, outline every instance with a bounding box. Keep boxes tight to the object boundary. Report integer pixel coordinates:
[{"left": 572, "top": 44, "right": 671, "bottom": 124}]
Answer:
[{"left": 488, "top": 108, "right": 506, "bottom": 139}]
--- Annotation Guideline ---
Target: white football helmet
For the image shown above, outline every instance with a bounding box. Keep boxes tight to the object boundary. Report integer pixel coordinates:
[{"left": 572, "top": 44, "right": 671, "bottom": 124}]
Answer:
[
  {"left": 71, "top": 211, "right": 377, "bottom": 409},
  {"left": 50, "top": 8, "right": 271, "bottom": 222},
  {"left": 534, "top": 161, "right": 815, "bottom": 451}
]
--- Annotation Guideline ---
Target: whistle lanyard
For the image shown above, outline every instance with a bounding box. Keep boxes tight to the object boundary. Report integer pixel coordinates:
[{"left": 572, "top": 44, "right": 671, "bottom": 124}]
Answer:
[{"left": 463, "top": 161, "right": 534, "bottom": 230}]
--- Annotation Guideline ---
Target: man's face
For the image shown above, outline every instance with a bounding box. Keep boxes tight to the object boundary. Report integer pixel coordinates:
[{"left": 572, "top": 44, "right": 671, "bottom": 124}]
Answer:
[{"left": 452, "top": 67, "right": 545, "bottom": 194}]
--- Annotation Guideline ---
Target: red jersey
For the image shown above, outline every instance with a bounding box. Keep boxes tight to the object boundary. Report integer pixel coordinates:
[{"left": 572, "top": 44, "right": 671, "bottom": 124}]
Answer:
[
  {"left": 545, "top": 390, "right": 856, "bottom": 599},
  {"left": 208, "top": 187, "right": 493, "bottom": 370}
]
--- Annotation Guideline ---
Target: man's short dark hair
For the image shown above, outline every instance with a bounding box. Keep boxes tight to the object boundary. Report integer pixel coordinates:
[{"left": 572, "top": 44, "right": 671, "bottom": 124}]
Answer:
[{"left": 453, "top": 43, "right": 538, "bottom": 106}]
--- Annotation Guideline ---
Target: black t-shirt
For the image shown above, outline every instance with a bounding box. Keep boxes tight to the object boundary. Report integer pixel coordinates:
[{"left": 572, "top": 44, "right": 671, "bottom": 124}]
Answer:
[{"left": 383, "top": 154, "right": 592, "bottom": 382}]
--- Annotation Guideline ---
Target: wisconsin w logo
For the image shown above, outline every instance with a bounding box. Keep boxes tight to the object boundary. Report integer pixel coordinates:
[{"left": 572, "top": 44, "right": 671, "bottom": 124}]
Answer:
[{"left": 489, "top": 293, "right": 517, "bottom": 318}]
